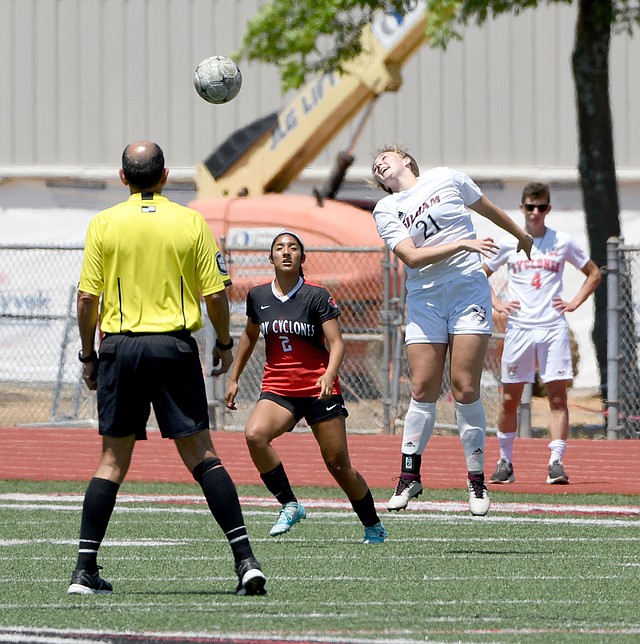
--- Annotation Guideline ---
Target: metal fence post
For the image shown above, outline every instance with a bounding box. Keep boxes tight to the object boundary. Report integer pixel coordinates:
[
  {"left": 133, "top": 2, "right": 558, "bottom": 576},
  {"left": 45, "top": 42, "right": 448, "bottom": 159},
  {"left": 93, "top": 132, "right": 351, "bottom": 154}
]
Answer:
[
  {"left": 390, "top": 268, "right": 406, "bottom": 433},
  {"left": 50, "top": 284, "right": 77, "bottom": 422},
  {"left": 606, "top": 237, "right": 621, "bottom": 440},
  {"left": 381, "top": 247, "right": 392, "bottom": 433},
  {"left": 516, "top": 383, "right": 533, "bottom": 438}
]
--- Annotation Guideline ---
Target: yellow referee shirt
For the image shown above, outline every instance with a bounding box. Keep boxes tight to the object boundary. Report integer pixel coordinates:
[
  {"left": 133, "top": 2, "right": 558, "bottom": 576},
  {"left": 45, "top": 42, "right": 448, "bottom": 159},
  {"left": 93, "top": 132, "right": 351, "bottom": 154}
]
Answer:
[{"left": 79, "top": 193, "right": 230, "bottom": 333}]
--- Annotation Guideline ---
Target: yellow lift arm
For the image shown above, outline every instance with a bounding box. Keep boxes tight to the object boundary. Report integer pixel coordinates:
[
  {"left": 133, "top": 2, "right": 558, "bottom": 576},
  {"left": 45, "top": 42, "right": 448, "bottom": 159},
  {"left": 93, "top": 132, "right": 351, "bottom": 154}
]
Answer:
[{"left": 196, "top": 3, "right": 427, "bottom": 198}]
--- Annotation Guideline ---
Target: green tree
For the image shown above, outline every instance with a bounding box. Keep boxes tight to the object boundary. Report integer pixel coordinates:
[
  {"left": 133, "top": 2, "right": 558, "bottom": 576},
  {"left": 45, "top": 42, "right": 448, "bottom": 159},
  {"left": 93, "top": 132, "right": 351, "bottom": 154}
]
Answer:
[{"left": 241, "top": 0, "right": 640, "bottom": 401}]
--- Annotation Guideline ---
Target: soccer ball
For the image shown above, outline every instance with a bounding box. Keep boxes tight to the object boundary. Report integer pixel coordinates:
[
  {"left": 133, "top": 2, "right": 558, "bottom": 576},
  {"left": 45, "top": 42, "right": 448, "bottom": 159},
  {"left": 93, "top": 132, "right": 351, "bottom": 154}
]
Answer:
[{"left": 193, "top": 55, "right": 242, "bottom": 104}]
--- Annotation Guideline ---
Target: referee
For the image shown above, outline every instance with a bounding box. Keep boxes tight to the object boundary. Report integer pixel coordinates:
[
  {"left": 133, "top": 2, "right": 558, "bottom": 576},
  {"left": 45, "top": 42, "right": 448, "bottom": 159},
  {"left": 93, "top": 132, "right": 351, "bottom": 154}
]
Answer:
[{"left": 67, "top": 140, "right": 266, "bottom": 596}]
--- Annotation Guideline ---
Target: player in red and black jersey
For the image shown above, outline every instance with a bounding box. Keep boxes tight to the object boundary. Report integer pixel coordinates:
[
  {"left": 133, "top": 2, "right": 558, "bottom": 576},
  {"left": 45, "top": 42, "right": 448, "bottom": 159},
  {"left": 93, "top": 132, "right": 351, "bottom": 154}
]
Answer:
[{"left": 225, "top": 231, "right": 387, "bottom": 544}]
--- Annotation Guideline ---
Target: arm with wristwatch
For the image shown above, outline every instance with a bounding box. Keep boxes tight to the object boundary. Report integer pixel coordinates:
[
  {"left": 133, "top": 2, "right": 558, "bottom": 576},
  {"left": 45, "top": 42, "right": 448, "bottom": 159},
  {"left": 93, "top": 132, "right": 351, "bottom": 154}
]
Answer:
[{"left": 77, "top": 291, "right": 100, "bottom": 390}]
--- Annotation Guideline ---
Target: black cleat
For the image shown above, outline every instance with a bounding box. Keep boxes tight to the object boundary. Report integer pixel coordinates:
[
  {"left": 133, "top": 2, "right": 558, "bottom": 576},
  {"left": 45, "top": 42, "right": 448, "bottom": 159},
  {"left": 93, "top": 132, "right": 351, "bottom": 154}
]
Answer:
[
  {"left": 67, "top": 567, "right": 113, "bottom": 595},
  {"left": 235, "top": 557, "right": 266, "bottom": 596}
]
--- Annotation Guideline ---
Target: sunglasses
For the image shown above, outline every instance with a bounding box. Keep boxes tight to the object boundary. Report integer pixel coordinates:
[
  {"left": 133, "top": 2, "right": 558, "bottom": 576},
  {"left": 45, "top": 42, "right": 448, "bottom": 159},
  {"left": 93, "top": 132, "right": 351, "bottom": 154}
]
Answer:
[{"left": 523, "top": 203, "right": 550, "bottom": 213}]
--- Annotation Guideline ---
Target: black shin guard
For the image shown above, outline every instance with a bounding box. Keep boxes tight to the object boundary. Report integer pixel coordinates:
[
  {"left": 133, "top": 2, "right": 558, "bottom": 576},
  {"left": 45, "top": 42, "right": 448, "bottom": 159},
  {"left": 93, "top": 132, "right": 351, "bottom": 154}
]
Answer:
[
  {"left": 350, "top": 489, "right": 380, "bottom": 528},
  {"left": 192, "top": 457, "right": 221, "bottom": 484},
  {"left": 75, "top": 477, "right": 120, "bottom": 571},
  {"left": 401, "top": 453, "right": 422, "bottom": 479},
  {"left": 260, "top": 463, "right": 296, "bottom": 505},
  {"left": 193, "top": 457, "right": 253, "bottom": 562}
]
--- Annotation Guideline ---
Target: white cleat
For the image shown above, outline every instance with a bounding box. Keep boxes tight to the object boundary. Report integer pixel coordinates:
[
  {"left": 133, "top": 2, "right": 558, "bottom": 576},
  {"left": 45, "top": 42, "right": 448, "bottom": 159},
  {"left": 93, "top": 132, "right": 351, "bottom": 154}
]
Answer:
[
  {"left": 387, "top": 478, "right": 423, "bottom": 511},
  {"left": 468, "top": 478, "right": 491, "bottom": 516}
]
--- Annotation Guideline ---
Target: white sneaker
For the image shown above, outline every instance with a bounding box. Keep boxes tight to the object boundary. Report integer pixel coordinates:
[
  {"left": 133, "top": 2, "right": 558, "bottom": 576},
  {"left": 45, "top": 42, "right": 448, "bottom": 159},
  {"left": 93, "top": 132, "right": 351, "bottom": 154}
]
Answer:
[
  {"left": 467, "top": 478, "right": 490, "bottom": 516},
  {"left": 387, "top": 478, "right": 423, "bottom": 511}
]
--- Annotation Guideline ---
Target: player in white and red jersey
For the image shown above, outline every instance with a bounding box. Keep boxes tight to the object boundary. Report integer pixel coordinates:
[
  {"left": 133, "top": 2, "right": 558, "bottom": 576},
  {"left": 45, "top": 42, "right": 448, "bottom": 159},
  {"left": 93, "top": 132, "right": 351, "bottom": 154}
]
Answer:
[
  {"left": 484, "top": 182, "right": 601, "bottom": 484},
  {"left": 372, "top": 146, "right": 533, "bottom": 516},
  {"left": 225, "top": 232, "right": 386, "bottom": 544}
]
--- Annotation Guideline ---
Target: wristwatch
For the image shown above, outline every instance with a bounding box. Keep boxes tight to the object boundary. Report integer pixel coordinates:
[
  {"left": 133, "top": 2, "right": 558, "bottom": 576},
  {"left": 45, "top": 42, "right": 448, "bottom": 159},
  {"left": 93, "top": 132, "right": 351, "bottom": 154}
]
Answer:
[
  {"left": 215, "top": 337, "right": 234, "bottom": 350},
  {"left": 78, "top": 350, "right": 98, "bottom": 363}
]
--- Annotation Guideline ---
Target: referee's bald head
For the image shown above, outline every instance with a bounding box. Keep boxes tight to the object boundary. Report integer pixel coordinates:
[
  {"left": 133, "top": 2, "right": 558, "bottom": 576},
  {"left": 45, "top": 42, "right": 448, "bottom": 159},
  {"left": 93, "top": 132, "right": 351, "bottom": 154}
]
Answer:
[{"left": 121, "top": 141, "right": 165, "bottom": 190}]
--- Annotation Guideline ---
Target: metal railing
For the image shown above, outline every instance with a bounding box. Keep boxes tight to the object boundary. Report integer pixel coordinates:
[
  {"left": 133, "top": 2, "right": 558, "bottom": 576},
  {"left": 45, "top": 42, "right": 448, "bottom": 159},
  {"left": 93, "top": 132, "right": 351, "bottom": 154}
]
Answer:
[{"left": 606, "top": 237, "right": 640, "bottom": 439}]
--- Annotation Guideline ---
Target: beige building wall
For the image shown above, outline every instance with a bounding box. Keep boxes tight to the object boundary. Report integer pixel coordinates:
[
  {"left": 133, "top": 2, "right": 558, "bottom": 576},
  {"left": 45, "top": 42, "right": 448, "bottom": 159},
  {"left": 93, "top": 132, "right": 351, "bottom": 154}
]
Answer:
[{"left": 0, "top": 0, "right": 638, "bottom": 182}]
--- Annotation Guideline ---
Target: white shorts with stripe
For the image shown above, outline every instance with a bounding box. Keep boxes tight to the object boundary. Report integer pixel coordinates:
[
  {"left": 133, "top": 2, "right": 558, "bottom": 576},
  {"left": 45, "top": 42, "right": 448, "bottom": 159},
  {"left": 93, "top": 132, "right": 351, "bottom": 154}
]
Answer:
[
  {"left": 501, "top": 324, "right": 573, "bottom": 384},
  {"left": 405, "top": 271, "right": 493, "bottom": 345}
]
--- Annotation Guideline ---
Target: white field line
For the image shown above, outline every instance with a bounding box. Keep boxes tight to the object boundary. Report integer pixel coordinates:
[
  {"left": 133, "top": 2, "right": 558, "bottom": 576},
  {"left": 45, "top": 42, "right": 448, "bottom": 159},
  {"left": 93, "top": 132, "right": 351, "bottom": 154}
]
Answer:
[
  {"left": 0, "top": 573, "right": 630, "bottom": 586},
  {"left": 0, "top": 627, "right": 432, "bottom": 644},
  {"left": 1, "top": 503, "right": 640, "bottom": 530},
  {"left": 0, "top": 597, "right": 638, "bottom": 608},
  {"left": 2, "top": 624, "right": 640, "bottom": 643},
  {"left": 1, "top": 492, "right": 639, "bottom": 517}
]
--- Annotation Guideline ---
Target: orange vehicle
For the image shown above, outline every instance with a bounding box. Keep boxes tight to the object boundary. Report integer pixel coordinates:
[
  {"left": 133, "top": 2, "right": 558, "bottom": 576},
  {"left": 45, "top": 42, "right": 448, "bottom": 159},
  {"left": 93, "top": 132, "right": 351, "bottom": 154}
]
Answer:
[{"left": 190, "top": 193, "right": 386, "bottom": 336}]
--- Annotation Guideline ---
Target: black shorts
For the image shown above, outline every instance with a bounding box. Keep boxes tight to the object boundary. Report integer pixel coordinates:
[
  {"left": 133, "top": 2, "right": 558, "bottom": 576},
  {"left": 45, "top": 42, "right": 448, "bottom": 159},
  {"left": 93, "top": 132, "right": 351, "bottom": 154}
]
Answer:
[
  {"left": 97, "top": 332, "right": 209, "bottom": 440},
  {"left": 258, "top": 391, "right": 348, "bottom": 428}
]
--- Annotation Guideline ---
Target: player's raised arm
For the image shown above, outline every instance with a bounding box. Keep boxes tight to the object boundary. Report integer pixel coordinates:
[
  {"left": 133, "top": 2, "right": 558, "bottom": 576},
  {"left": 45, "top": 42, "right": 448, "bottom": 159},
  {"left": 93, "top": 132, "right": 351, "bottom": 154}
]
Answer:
[{"left": 470, "top": 195, "right": 533, "bottom": 259}]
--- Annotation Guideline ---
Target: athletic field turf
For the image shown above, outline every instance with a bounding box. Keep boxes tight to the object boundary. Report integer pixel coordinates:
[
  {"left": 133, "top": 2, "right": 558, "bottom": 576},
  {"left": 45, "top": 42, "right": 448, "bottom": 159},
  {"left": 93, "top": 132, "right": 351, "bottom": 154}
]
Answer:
[{"left": 1, "top": 480, "right": 639, "bottom": 643}]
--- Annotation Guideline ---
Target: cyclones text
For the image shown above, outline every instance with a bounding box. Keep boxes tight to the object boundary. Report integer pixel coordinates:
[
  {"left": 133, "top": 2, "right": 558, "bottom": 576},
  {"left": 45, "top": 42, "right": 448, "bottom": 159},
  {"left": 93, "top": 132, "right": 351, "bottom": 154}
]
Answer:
[
  {"left": 509, "top": 258, "right": 560, "bottom": 274},
  {"left": 260, "top": 319, "right": 316, "bottom": 336}
]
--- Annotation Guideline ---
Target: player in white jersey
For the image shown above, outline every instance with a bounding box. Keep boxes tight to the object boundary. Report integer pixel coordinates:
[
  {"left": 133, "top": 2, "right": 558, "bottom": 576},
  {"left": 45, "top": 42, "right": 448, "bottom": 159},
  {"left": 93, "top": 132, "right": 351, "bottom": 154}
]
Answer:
[
  {"left": 371, "top": 146, "right": 533, "bottom": 515},
  {"left": 483, "top": 182, "right": 601, "bottom": 484}
]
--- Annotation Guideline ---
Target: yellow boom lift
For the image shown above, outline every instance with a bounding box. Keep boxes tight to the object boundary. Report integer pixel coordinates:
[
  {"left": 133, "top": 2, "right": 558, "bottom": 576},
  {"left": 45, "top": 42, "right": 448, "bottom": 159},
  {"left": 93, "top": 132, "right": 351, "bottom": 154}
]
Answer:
[{"left": 195, "top": 3, "right": 427, "bottom": 200}]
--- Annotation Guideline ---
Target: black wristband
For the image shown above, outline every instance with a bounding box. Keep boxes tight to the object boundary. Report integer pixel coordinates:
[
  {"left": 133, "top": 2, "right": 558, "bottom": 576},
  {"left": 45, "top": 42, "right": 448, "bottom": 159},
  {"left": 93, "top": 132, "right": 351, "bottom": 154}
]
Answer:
[
  {"left": 78, "top": 350, "right": 98, "bottom": 363},
  {"left": 215, "top": 337, "right": 234, "bottom": 351}
]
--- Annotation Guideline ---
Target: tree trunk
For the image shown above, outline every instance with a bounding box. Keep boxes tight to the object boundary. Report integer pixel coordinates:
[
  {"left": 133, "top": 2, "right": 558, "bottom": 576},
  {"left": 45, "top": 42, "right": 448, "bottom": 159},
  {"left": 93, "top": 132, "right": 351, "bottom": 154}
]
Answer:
[{"left": 572, "top": 0, "right": 620, "bottom": 402}]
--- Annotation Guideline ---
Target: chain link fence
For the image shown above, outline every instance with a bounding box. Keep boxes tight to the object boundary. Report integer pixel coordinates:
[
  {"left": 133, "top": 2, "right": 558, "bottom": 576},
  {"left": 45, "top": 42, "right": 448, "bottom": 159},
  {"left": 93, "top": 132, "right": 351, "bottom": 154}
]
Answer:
[
  {"left": 606, "top": 237, "right": 640, "bottom": 439},
  {"left": 1, "top": 243, "right": 509, "bottom": 432},
  {"left": 0, "top": 244, "right": 95, "bottom": 426}
]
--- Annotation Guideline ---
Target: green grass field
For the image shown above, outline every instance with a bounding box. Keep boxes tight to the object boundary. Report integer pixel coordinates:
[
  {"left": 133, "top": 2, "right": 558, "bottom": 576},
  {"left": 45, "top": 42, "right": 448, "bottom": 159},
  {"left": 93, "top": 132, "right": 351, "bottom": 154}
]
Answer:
[{"left": 1, "top": 480, "right": 639, "bottom": 643}]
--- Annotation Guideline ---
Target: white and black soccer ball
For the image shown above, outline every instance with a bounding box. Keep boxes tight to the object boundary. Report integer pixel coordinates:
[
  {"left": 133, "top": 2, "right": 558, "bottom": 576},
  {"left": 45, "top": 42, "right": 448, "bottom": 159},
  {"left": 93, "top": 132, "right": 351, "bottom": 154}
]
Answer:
[{"left": 193, "top": 55, "right": 242, "bottom": 104}]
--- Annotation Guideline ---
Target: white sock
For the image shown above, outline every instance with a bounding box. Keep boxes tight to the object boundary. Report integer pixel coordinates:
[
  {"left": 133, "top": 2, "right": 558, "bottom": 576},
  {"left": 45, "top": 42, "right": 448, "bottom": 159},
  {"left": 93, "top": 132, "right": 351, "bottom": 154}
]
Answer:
[
  {"left": 401, "top": 399, "right": 436, "bottom": 455},
  {"left": 497, "top": 431, "right": 516, "bottom": 463},
  {"left": 457, "top": 399, "right": 486, "bottom": 474},
  {"left": 548, "top": 439, "right": 567, "bottom": 464}
]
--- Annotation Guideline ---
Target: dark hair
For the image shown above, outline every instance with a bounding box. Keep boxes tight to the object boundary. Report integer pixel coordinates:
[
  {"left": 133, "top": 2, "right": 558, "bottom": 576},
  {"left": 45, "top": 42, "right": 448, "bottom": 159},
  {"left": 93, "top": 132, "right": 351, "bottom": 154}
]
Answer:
[
  {"left": 371, "top": 145, "right": 420, "bottom": 194},
  {"left": 121, "top": 142, "right": 165, "bottom": 189},
  {"left": 521, "top": 181, "right": 550, "bottom": 204},
  {"left": 270, "top": 231, "right": 305, "bottom": 278}
]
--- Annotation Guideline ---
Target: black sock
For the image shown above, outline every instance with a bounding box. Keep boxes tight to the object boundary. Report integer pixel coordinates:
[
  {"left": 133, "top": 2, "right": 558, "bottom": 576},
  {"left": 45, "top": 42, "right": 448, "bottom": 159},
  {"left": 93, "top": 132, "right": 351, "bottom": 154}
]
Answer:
[
  {"left": 401, "top": 453, "right": 422, "bottom": 480},
  {"left": 75, "top": 477, "right": 120, "bottom": 572},
  {"left": 350, "top": 489, "right": 379, "bottom": 528},
  {"left": 195, "top": 460, "right": 253, "bottom": 563},
  {"left": 260, "top": 463, "right": 296, "bottom": 505}
]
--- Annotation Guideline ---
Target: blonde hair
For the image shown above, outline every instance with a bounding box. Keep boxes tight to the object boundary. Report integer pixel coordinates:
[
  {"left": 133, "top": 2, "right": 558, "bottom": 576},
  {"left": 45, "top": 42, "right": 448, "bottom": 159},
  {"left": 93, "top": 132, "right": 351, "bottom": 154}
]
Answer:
[{"left": 370, "top": 145, "right": 420, "bottom": 193}]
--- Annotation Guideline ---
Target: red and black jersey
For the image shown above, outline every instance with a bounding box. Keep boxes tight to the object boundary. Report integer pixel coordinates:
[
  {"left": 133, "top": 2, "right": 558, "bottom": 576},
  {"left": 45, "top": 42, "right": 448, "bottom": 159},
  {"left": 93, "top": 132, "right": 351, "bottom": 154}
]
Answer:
[{"left": 246, "top": 277, "right": 342, "bottom": 397}]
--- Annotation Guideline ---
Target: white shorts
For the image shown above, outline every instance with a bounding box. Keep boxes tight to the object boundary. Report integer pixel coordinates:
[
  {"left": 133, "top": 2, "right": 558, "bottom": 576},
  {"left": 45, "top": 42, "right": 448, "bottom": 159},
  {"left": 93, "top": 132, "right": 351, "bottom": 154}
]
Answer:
[
  {"left": 405, "top": 272, "right": 492, "bottom": 345},
  {"left": 501, "top": 325, "right": 573, "bottom": 384}
]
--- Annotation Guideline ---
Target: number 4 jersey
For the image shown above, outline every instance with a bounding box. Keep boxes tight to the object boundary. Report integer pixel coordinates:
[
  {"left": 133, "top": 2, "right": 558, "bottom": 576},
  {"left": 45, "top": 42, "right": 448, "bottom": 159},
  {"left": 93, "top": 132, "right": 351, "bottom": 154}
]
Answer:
[
  {"left": 246, "top": 278, "right": 342, "bottom": 396},
  {"left": 485, "top": 228, "right": 590, "bottom": 329}
]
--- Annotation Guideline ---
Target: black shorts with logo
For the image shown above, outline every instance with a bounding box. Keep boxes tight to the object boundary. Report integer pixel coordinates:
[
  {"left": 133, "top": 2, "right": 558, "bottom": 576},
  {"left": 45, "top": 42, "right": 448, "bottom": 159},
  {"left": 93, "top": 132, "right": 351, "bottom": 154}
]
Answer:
[
  {"left": 97, "top": 331, "right": 209, "bottom": 440},
  {"left": 258, "top": 391, "right": 349, "bottom": 428}
]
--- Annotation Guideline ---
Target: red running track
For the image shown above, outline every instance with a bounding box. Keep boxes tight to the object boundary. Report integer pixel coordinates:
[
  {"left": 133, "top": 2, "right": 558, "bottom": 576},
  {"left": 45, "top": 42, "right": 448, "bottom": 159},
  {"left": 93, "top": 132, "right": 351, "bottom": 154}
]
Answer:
[{"left": 1, "top": 427, "right": 639, "bottom": 496}]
